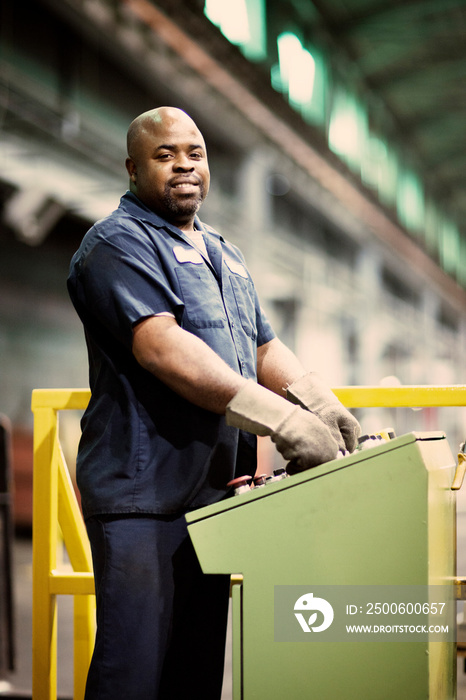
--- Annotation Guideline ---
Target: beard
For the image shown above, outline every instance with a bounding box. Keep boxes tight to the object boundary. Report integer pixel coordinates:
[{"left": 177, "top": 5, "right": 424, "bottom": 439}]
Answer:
[{"left": 161, "top": 181, "right": 207, "bottom": 220}]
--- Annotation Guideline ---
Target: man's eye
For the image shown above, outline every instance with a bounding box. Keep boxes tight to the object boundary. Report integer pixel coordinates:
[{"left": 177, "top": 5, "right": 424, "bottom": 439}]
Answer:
[{"left": 191, "top": 152, "right": 202, "bottom": 159}]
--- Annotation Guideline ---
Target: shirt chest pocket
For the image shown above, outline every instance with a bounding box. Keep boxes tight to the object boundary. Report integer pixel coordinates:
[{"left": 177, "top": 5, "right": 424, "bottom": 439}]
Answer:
[
  {"left": 229, "top": 275, "right": 257, "bottom": 340},
  {"left": 175, "top": 266, "right": 226, "bottom": 329}
]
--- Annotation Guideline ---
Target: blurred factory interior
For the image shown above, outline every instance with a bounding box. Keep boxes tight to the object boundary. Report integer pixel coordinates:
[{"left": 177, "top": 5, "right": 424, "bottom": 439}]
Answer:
[{"left": 0, "top": 0, "right": 466, "bottom": 694}]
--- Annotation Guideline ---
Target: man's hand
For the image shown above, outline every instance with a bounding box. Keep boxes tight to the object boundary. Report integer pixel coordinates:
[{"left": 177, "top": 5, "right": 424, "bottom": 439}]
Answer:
[
  {"left": 286, "top": 372, "right": 361, "bottom": 453},
  {"left": 226, "top": 380, "right": 339, "bottom": 472}
]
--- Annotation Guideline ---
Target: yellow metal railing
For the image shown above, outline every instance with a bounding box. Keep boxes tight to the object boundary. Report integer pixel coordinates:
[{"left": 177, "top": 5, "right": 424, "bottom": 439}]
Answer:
[
  {"left": 32, "top": 389, "right": 93, "bottom": 700},
  {"left": 31, "top": 385, "right": 466, "bottom": 699}
]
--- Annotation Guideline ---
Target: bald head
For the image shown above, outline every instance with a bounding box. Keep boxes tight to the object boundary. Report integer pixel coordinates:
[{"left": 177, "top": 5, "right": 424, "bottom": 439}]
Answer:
[
  {"left": 125, "top": 106, "right": 210, "bottom": 231},
  {"left": 127, "top": 107, "right": 202, "bottom": 160}
]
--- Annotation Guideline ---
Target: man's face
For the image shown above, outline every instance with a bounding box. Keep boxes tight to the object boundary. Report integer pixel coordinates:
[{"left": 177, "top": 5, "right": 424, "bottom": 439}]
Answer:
[{"left": 126, "top": 113, "right": 210, "bottom": 231}]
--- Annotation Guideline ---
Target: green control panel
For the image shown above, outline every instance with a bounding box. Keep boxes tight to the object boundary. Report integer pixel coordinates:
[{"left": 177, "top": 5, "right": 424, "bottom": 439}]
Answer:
[{"left": 186, "top": 432, "right": 457, "bottom": 699}]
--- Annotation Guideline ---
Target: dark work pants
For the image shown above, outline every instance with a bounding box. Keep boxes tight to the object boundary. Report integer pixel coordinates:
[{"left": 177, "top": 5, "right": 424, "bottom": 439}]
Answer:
[{"left": 84, "top": 513, "right": 230, "bottom": 700}]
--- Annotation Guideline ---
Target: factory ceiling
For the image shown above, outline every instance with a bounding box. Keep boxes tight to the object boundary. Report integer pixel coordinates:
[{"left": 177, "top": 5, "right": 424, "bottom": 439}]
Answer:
[
  {"left": 146, "top": 0, "right": 466, "bottom": 279},
  {"left": 294, "top": 0, "right": 466, "bottom": 228}
]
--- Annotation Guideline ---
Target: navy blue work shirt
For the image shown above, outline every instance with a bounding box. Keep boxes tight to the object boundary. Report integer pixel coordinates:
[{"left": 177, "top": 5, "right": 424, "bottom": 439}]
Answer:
[{"left": 67, "top": 192, "right": 275, "bottom": 518}]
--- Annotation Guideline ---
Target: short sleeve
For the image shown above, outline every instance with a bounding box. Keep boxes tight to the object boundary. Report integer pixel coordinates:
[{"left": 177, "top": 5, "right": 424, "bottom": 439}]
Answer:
[
  {"left": 256, "top": 302, "right": 275, "bottom": 347},
  {"left": 70, "top": 222, "right": 183, "bottom": 349}
]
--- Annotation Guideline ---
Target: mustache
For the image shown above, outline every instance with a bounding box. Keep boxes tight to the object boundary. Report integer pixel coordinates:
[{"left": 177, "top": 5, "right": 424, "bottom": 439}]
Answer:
[{"left": 169, "top": 176, "right": 202, "bottom": 187}]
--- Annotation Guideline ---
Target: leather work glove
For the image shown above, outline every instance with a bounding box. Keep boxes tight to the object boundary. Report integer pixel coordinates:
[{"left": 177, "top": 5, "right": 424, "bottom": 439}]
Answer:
[
  {"left": 286, "top": 372, "right": 361, "bottom": 453},
  {"left": 226, "top": 380, "right": 339, "bottom": 473}
]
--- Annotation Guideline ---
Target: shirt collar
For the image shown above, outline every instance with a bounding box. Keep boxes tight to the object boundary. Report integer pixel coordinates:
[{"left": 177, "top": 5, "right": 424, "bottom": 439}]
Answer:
[{"left": 119, "top": 191, "right": 224, "bottom": 243}]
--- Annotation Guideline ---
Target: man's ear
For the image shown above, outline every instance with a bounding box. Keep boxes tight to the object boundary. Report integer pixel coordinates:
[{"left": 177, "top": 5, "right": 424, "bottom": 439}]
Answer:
[{"left": 125, "top": 157, "right": 137, "bottom": 183}]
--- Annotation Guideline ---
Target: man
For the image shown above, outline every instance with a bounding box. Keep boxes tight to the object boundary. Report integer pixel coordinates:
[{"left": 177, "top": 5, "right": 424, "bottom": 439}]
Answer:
[{"left": 68, "top": 106, "right": 360, "bottom": 699}]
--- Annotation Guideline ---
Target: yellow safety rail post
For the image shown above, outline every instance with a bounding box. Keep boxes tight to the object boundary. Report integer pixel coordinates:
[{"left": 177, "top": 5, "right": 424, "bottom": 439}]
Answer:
[
  {"left": 31, "top": 385, "right": 466, "bottom": 698},
  {"left": 32, "top": 389, "right": 92, "bottom": 700}
]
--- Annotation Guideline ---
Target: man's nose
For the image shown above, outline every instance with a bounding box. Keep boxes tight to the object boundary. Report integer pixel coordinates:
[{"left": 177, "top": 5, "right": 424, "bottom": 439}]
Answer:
[{"left": 173, "top": 153, "right": 194, "bottom": 170}]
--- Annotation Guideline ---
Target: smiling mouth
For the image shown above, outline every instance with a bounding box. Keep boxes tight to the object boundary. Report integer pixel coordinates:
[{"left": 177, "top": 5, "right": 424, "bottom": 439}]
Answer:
[{"left": 172, "top": 181, "right": 198, "bottom": 189}]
